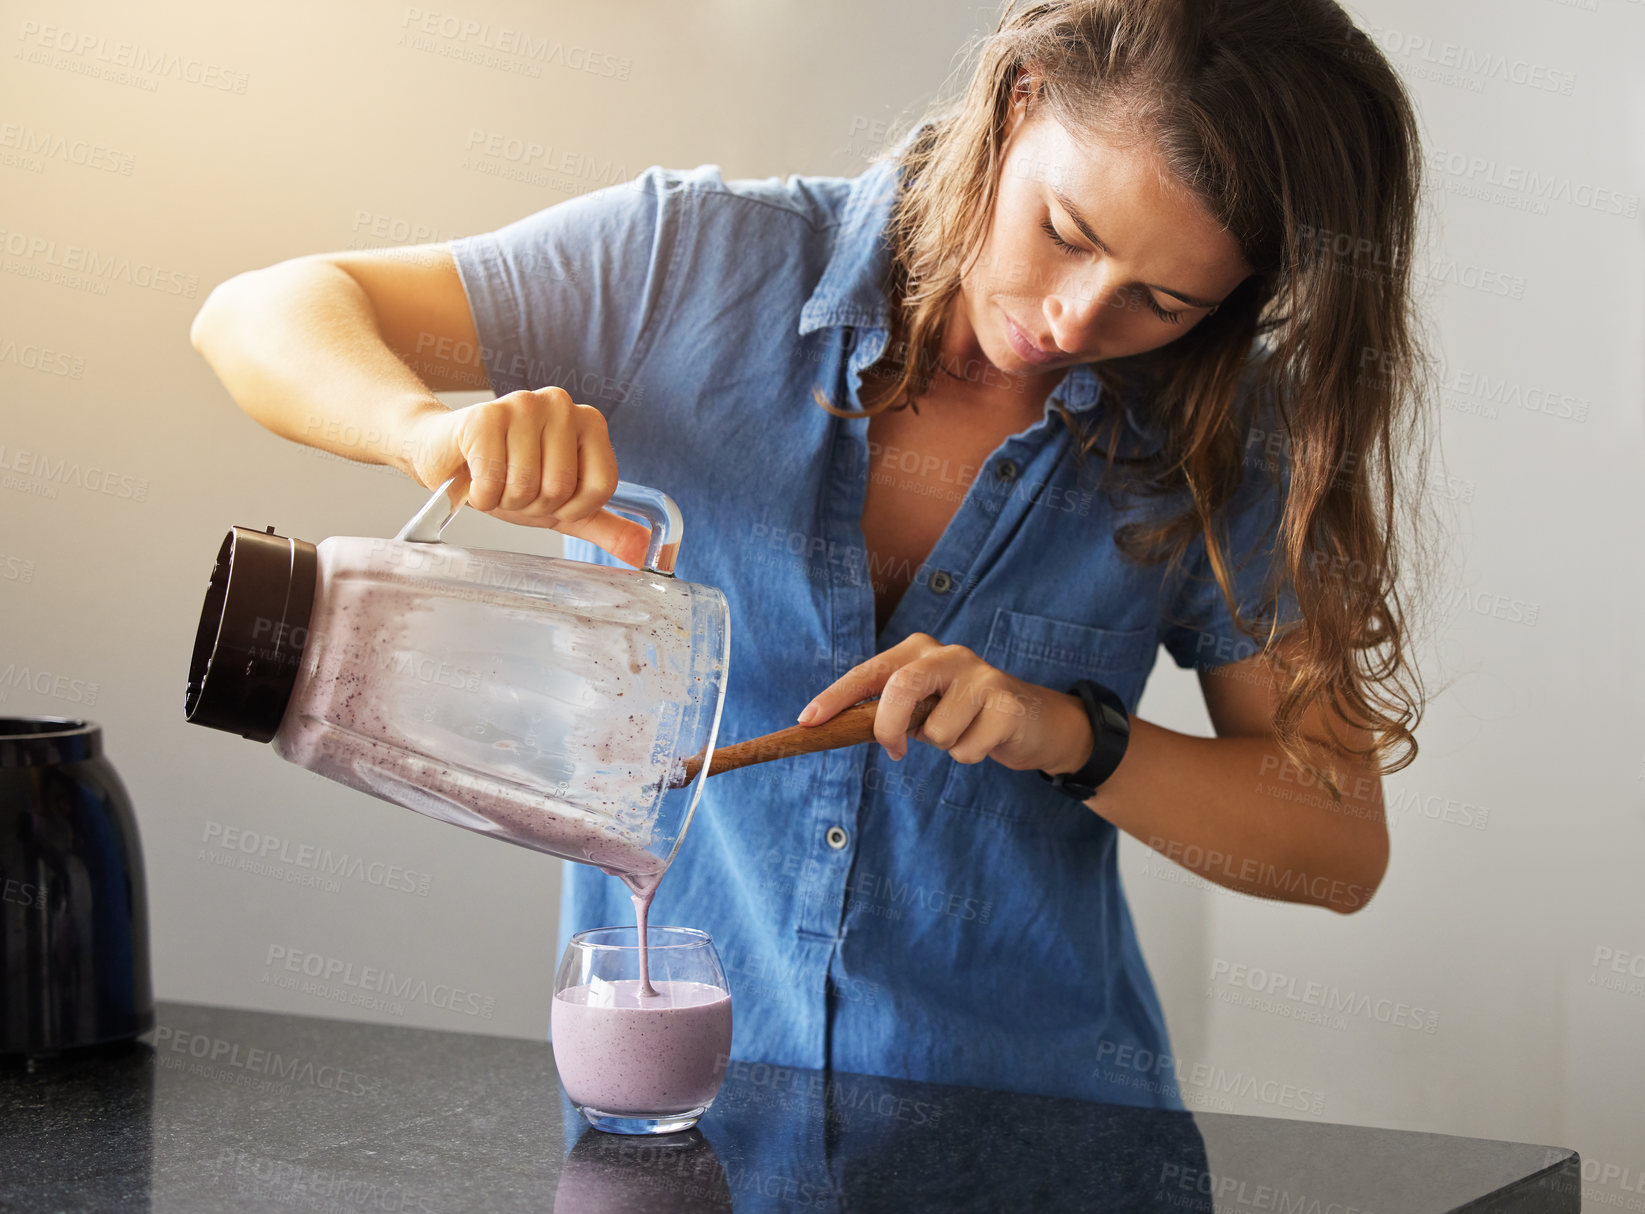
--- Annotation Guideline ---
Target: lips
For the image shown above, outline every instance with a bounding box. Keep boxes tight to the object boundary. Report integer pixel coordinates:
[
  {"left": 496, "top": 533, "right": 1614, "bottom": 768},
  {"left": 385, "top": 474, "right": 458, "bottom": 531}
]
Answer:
[{"left": 1002, "top": 310, "right": 1064, "bottom": 365}]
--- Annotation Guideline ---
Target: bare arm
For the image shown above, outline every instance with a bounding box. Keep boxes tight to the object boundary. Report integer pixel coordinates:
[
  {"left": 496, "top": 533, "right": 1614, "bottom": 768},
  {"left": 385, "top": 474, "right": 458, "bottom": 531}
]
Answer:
[
  {"left": 1080, "top": 633, "right": 1389, "bottom": 914},
  {"left": 188, "top": 246, "right": 479, "bottom": 479},
  {"left": 189, "top": 244, "right": 649, "bottom": 564}
]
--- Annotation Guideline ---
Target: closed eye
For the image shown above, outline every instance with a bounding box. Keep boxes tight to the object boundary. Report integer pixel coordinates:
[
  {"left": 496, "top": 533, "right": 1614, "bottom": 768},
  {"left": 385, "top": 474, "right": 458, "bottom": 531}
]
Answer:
[
  {"left": 1039, "top": 218, "right": 1082, "bottom": 257},
  {"left": 1041, "top": 219, "right": 1183, "bottom": 324},
  {"left": 1142, "top": 293, "right": 1183, "bottom": 325}
]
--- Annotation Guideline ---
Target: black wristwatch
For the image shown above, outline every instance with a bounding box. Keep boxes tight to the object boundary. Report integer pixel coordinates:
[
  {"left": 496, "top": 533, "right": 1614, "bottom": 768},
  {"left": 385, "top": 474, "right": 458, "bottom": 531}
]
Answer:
[{"left": 1037, "top": 679, "right": 1130, "bottom": 800}]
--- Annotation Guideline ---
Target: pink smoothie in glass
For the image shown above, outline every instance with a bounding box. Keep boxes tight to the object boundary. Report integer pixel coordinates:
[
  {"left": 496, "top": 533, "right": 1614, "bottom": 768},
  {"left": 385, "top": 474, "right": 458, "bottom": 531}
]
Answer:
[{"left": 551, "top": 979, "right": 732, "bottom": 1115}]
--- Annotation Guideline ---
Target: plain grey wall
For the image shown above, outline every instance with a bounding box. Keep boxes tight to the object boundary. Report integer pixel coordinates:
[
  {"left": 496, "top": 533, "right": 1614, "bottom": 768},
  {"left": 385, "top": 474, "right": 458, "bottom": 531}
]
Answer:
[{"left": 3, "top": 0, "right": 1641, "bottom": 1202}]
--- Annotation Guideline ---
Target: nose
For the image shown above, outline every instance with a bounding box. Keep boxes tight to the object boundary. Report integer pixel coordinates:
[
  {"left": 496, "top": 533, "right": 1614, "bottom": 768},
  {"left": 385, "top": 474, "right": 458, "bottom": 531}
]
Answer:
[{"left": 1045, "top": 271, "right": 1122, "bottom": 352}]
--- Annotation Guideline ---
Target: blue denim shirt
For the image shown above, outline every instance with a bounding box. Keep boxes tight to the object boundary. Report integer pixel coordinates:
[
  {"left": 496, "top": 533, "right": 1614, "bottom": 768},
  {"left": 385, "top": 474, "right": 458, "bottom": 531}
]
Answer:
[{"left": 451, "top": 142, "right": 1293, "bottom": 1108}]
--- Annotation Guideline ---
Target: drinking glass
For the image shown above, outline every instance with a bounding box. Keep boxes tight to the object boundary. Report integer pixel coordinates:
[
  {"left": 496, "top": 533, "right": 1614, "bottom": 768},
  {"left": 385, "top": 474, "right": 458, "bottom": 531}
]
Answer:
[{"left": 552, "top": 926, "right": 733, "bottom": 1135}]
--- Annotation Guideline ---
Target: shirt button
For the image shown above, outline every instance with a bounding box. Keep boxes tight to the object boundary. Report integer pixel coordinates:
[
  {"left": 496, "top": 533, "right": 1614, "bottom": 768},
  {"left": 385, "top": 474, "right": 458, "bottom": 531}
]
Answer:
[
  {"left": 928, "top": 569, "right": 953, "bottom": 594},
  {"left": 825, "top": 825, "right": 849, "bottom": 850},
  {"left": 995, "top": 458, "right": 1020, "bottom": 482}
]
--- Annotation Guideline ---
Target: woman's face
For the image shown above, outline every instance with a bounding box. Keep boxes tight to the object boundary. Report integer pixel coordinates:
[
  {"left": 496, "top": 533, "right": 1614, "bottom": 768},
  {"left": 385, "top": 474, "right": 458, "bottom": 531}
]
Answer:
[{"left": 944, "top": 89, "right": 1253, "bottom": 387}]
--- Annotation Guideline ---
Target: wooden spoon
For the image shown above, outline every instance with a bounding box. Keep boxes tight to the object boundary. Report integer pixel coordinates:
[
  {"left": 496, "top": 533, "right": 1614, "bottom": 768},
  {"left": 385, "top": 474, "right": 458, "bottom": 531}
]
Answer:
[{"left": 665, "top": 694, "right": 940, "bottom": 789}]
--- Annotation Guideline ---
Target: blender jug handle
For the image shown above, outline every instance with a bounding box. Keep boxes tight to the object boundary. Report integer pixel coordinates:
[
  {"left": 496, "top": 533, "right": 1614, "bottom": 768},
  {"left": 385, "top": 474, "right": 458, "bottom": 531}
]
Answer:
[{"left": 395, "top": 470, "right": 684, "bottom": 576}]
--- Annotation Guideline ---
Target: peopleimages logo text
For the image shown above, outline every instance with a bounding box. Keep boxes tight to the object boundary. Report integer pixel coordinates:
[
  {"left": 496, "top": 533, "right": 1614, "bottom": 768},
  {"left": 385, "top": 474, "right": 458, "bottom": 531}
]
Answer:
[
  {"left": 152, "top": 1026, "right": 379, "bottom": 1096},
  {"left": 0, "top": 123, "right": 135, "bottom": 174},
  {"left": 264, "top": 945, "right": 496, "bottom": 1019},
  {"left": 201, "top": 823, "right": 434, "bottom": 896},
  {"left": 0, "top": 664, "right": 99, "bottom": 705},
  {"left": 15, "top": 20, "right": 250, "bottom": 92},
  {"left": 397, "top": 8, "right": 631, "bottom": 79},
  {"left": 0, "top": 228, "right": 197, "bottom": 297},
  {"left": 0, "top": 337, "right": 85, "bottom": 377},
  {"left": 1209, "top": 960, "right": 1439, "bottom": 1032},
  {"left": 0, "top": 443, "right": 150, "bottom": 501}
]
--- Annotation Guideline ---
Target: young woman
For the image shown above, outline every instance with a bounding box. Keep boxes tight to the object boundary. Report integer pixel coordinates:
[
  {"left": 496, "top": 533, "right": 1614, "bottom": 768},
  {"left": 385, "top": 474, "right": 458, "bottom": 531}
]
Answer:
[{"left": 191, "top": 0, "right": 1428, "bottom": 1108}]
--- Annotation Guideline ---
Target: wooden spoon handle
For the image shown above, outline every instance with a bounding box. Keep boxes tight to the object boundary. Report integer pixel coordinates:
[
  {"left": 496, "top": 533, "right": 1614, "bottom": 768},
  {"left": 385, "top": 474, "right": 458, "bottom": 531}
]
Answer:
[{"left": 669, "top": 694, "right": 940, "bottom": 788}]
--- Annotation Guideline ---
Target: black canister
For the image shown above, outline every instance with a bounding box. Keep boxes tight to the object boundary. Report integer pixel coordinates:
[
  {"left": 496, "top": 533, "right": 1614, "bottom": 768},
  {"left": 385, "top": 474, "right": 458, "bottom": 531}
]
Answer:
[{"left": 0, "top": 717, "right": 153, "bottom": 1056}]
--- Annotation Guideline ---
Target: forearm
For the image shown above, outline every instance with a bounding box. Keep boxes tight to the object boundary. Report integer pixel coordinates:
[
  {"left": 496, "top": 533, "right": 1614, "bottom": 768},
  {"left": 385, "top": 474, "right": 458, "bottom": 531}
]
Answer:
[
  {"left": 801, "top": 638, "right": 1388, "bottom": 914},
  {"left": 189, "top": 257, "right": 447, "bottom": 479},
  {"left": 1040, "top": 693, "right": 1388, "bottom": 913}
]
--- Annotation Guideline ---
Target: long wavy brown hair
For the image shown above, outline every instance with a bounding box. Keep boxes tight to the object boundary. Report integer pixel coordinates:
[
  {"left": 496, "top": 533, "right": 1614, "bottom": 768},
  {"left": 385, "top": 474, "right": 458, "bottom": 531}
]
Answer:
[{"left": 816, "top": 0, "right": 1435, "bottom": 788}]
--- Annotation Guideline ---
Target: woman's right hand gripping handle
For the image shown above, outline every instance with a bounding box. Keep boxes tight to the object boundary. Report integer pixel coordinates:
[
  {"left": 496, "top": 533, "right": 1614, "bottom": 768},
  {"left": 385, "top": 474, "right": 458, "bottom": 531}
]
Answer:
[
  {"left": 405, "top": 387, "right": 653, "bottom": 569},
  {"left": 189, "top": 244, "right": 651, "bottom": 568}
]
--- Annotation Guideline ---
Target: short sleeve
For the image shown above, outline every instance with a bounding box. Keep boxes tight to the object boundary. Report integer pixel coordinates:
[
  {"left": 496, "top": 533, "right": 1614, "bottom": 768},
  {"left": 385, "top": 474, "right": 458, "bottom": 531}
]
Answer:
[
  {"left": 448, "top": 164, "right": 699, "bottom": 414},
  {"left": 1158, "top": 396, "right": 1303, "bottom": 671}
]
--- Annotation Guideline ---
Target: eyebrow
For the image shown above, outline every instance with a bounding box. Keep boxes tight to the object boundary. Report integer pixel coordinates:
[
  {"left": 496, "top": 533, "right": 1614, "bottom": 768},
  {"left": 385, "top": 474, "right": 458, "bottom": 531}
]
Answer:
[{"left": 1049, "top": 184, "right": 1221, "bottom": 309}]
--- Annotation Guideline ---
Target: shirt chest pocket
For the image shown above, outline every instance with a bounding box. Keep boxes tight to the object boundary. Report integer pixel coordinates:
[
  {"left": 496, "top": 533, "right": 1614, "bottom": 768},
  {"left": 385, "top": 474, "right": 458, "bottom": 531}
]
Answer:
[{"left": 937, "top": 609, "right": 1158, "bottom": 825}]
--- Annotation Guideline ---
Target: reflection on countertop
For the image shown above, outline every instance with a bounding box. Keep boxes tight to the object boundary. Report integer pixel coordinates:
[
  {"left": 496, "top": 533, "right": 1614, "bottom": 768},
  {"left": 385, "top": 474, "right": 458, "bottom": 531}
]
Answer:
[{"left": 0, "top": 1000, "right": 1578, "bottom": 1213}]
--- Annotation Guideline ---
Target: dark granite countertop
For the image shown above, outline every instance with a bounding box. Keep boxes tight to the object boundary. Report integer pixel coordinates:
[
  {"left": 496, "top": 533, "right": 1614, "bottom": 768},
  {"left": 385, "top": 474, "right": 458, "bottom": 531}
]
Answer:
[{"left": 0, "top": 1000, "right": 1577, "bottom": 1212}]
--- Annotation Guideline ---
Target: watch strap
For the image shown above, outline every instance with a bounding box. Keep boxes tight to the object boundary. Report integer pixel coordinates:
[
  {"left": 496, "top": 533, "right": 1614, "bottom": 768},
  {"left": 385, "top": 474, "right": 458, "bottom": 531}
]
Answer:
[{"left": 1038, "top": 678, "right": 1130, "bottom": 799}]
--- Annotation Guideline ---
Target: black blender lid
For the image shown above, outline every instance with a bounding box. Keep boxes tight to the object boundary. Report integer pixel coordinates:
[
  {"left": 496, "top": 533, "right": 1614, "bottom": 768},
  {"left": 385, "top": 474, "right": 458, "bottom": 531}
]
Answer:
[{"left": 184, "top": 525, "right": 318, "bottom": 743}]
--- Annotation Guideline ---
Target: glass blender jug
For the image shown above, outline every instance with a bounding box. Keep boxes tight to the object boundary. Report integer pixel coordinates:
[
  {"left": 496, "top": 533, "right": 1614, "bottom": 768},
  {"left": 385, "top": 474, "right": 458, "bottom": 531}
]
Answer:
[{"left": 184, "top": 477, "right": 730, "bottom": 886}]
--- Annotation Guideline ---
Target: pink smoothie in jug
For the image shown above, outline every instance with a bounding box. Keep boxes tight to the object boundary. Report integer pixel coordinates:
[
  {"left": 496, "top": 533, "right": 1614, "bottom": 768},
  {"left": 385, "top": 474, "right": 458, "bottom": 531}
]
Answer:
[{"left": 267, "top": 540, "right": 700, "bottom": 889}]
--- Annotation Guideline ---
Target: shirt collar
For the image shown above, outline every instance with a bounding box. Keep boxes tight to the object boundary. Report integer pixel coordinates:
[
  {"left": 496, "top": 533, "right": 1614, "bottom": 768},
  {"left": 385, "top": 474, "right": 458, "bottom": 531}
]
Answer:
[
  {"left": 795, "top": 131, "right": 1163, "bottom": 453},
  {"left": 795, "top": 152, "right": 902, "bottom": 339},
  {"left": 1061, "top": 363, "right": 1167, "bottom": 458}
]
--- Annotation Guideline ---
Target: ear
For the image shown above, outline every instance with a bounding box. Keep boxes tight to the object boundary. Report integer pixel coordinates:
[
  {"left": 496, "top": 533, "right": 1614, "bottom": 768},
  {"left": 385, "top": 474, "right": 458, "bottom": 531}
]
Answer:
[
  {"left": 1010, "top": 69, "right": 1036, "bottom": 108},
  {"left": 1006, "top": 70, "right": 1036, "bottom": 136}
]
